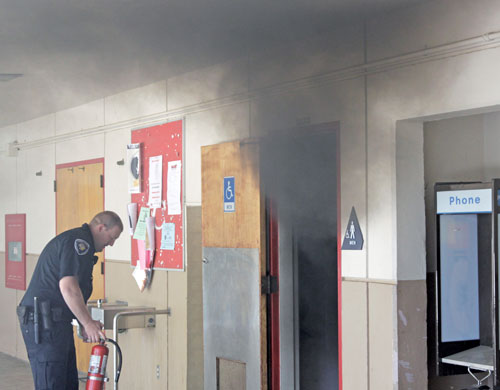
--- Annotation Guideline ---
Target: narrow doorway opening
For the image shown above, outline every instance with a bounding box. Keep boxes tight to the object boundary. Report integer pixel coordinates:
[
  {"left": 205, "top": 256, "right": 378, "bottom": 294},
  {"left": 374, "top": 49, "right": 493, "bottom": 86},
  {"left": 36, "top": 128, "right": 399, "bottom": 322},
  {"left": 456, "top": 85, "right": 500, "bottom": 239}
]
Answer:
[
  {"left": 262, "top": 125, "right": 340, "bottom": 390},
  {"left": 423, "top": 112, "right": 500, "bottom": 390}
]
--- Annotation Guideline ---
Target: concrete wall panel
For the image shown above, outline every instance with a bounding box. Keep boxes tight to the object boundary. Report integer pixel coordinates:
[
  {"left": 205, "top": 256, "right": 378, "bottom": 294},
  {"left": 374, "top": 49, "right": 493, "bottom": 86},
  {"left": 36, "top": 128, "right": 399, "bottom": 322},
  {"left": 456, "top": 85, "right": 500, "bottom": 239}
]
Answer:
[
  {"left": 55, "top": 134, "right": 105, "bottom": 165},
  {"left": 0, "top": 253, "right": 18, "bottom": 357},
  {"left": 424, "top": 115, "right": 485, "bottom": 183},
  {"left": 368, "top": 283, "right": 396, "bottom": 390},
  {"left": 0, "top": 254, "right": 40, "bottom": 361},
  {"left": 17, "top": 115, "right": 54, "bottom": 143},
  {"left": 368, "top": 47, "right": 500, "bottom": 122},
  {"left": 104, "top": 81, "right": 167, "bottom": 124},
  {"left": 396, "top": 121, "right": 426, "bottom": 281},
  {"left": 365, "top": 99, "right": 395, "bottom": 280},
  {"left": 249, "top": 21, "right": 364, "bottom": 90},
  {"left": 105, "top": 260, "right": 168, "bottom": 390},
  {"left": 168, "top": 58, "right": 248, "bottom": 111},
  {"left": 104, "top": 128, "right": 132, "bottom": 261},
  {"left": 0, "top": 124, "right": 17, "bottom": 151},
  {"left": 482, "top": 111, "right": 500, "bottom": 180},
  {"left": 342, "top": 281, "right": 368, "bottom": 390},
  {"left": 55, "top": 99, "right": 104, "bottom": 135},
  {"left": 0, "top": 153, "right": 18, "bottom": 249},
  {"left": 397, "top": 280, "right": 427, "bottom": 390},
  {"left": 367, "top": 0, "right": 500, "bottom": 62},
  {"left": 17, "top": 145, "right": 56, "bottom": 254},
  {"left": 168, "top": 270, "right": 188, "bottom": 390}
]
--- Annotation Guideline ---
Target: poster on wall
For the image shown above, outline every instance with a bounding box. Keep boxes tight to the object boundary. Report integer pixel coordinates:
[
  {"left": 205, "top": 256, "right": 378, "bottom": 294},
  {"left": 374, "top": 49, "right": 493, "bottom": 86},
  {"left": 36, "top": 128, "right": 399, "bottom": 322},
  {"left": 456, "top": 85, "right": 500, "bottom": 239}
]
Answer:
[{"left": 5, "top": 214, "right": 26, "bottom": 290}]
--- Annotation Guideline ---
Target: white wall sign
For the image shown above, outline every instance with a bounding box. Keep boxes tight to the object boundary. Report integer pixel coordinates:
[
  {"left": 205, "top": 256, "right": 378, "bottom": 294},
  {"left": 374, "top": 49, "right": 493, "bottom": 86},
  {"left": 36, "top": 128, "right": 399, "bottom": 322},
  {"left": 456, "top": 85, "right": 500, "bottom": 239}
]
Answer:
[{"left": 436, "top": 189, "right": 492, "bottom": 214}]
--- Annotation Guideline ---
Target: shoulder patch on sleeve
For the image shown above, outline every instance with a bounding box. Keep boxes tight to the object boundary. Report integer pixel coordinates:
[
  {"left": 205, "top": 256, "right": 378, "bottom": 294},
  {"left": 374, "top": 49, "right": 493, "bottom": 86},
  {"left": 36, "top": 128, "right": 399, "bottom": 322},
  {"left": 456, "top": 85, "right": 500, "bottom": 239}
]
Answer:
[{"left": 74, "top": 239, "right": 90, "bottom": 256}]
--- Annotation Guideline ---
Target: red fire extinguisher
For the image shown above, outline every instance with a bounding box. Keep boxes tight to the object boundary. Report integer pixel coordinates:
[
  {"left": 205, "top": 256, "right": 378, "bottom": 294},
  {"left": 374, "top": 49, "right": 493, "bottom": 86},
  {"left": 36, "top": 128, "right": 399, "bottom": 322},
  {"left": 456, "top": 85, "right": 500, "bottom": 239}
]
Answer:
[{"left": 86, "top": 338, "right": 122, "bottom": 390}]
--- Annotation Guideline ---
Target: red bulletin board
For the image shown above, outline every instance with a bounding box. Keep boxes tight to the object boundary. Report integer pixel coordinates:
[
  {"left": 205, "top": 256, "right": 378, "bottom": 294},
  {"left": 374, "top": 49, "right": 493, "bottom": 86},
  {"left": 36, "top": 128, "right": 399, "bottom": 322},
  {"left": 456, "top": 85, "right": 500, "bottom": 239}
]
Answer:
[
  {"left": 131, "top": 120, "right": 184, "bottom": 270},
  {"left": 5, "top": 214, "right": 26, "bottom": 290}
]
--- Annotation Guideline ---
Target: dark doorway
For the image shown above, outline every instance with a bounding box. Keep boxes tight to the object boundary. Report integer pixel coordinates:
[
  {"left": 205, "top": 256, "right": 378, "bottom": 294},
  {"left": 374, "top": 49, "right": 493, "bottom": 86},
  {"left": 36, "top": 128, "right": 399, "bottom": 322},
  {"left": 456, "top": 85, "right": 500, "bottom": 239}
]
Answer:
[{"left": 262, "top": 125, "right": 339, "bottom": 389}]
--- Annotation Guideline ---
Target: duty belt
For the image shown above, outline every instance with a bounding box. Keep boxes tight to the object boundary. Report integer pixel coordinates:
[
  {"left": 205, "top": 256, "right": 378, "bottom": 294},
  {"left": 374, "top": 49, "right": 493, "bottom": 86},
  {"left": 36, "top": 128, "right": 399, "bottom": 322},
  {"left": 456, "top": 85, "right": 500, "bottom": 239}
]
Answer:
[{"left": 16, "top": 303, "right": 64, "bottom": 326}]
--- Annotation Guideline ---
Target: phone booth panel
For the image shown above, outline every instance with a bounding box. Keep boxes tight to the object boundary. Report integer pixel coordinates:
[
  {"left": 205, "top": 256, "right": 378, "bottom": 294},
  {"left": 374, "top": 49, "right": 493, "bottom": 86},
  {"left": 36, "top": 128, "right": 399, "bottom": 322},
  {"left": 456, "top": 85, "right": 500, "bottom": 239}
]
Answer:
[{"left": 431, "top": 181, "right": 499, "bottom": 389}]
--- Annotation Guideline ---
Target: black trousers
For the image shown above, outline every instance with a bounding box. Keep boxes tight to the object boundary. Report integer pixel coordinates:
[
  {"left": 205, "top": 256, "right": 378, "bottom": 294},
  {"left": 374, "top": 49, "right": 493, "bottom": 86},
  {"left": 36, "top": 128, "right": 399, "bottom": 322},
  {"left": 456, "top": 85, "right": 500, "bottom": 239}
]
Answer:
[{"left": 20, "top": 320, "right": 79, "bottom": 390}]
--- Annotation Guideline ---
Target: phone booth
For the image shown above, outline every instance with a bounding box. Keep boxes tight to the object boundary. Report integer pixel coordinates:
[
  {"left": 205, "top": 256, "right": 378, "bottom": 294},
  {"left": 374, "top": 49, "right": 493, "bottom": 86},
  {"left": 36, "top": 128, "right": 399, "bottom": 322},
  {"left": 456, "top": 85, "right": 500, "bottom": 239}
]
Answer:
[{"left": 429, "top": 180, "right": 500, "bottom": 389}]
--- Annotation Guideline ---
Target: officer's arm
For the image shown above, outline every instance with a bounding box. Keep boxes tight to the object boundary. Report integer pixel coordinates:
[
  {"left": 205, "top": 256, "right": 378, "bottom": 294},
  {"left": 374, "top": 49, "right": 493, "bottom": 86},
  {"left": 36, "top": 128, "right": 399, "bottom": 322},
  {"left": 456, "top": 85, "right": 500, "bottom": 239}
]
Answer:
[{"left": 59, "top": 276, "right": 105, "bottom": 343}]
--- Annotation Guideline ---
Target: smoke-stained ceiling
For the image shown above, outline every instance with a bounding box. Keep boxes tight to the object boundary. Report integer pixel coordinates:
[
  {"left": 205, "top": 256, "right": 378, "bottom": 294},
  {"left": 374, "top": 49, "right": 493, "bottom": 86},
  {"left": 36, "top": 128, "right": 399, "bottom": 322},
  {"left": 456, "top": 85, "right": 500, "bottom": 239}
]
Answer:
[{"left": 0, "top": 0, "right": 423, "bottom": 128}]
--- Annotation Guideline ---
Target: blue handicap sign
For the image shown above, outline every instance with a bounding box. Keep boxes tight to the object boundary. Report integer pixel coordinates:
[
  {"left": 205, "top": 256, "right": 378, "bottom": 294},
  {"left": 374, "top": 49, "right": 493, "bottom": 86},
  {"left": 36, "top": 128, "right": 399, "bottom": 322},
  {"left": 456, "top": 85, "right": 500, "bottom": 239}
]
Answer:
[{"left": 224, "top": 177, "right": 235, "bottom": 212}]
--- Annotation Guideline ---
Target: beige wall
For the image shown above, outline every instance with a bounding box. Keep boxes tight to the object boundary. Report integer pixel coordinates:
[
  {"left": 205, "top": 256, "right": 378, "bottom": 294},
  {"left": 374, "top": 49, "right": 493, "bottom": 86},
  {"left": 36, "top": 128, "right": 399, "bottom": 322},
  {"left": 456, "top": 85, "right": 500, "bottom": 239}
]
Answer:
[
  {"left": 397, "top": 280, "right": 427, "bottom": 390},
  {"left": 0, "top": 253, "right": 38, "bottom": 361},
  {"left": 341, "top": 280, "right": 368, "bottom": 390}
]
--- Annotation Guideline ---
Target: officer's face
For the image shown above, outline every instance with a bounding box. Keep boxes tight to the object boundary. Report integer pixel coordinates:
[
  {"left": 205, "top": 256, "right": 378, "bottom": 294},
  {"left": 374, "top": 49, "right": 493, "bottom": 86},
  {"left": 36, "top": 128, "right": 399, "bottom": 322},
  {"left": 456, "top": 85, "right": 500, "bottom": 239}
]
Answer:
[{"left": 95, "top": 225, "right": 122, "bottom": 252}]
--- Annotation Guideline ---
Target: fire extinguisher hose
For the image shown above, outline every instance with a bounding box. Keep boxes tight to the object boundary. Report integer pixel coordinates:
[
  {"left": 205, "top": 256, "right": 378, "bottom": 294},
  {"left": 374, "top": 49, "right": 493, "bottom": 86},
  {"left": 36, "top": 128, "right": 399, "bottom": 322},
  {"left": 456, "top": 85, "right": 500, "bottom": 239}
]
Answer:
[{"left": 105, "top": 338, "right": 122, "bottom": 384}]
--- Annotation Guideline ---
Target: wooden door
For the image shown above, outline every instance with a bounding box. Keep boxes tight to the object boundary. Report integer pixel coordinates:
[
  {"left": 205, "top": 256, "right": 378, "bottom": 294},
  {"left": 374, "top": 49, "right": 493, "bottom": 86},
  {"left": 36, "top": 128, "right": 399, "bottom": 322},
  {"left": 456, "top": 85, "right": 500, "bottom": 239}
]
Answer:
[
  {"left": 201, "top": 140, "right": 267, "bottom": 389},
  {"left": 56, "top": 160, "right": 104, "bottom": 373}
]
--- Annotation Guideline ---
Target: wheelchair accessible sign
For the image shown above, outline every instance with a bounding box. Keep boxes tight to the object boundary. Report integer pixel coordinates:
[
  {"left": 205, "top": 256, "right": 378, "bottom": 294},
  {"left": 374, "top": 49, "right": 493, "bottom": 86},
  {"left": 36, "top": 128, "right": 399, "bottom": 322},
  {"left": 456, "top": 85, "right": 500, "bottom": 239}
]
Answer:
[{"left": 224, "top": 177, "right": 235, "bottom": 212}]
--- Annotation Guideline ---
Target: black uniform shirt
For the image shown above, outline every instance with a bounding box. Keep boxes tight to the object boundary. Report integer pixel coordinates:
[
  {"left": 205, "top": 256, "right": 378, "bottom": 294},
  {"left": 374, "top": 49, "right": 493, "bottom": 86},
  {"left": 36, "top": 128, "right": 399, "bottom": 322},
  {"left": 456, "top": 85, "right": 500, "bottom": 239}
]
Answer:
[{"left": 20, "top": 224, "right": 98, "bottom": 321}]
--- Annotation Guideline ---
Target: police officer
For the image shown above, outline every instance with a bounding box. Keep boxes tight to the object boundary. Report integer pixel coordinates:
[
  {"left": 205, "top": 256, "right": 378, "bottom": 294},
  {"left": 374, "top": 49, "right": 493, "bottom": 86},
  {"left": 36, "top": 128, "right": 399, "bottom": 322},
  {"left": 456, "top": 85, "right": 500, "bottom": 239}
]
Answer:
[{"left": 17, "top": 211, "right": 123, "bottom": 390}]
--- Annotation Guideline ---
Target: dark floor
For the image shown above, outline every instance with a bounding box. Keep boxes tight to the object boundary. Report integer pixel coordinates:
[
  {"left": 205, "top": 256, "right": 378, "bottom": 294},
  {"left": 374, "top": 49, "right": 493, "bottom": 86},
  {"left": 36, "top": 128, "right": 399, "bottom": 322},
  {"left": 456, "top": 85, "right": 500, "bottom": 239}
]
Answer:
[{"left": 0, "top": 352, "right": 86, "bottom": 390}]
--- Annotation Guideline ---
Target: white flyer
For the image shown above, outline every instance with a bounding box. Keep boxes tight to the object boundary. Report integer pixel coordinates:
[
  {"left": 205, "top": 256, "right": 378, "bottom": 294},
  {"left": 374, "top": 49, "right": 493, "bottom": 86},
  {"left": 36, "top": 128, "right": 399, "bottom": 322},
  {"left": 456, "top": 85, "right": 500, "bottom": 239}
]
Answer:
[
  {"left": 148, "top": 155, "right": 163, "bottom": 209},
  {"left": 167, "top": 160, "right": 182, "bottom": 215}
]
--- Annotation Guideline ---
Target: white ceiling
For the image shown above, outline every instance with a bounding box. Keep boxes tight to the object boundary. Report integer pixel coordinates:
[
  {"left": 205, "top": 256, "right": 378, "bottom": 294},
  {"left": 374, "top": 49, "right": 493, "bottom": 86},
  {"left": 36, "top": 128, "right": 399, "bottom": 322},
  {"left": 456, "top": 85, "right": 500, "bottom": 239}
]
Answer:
[{"left": 0, "top": 0, "right": 422, "bottom": 129}]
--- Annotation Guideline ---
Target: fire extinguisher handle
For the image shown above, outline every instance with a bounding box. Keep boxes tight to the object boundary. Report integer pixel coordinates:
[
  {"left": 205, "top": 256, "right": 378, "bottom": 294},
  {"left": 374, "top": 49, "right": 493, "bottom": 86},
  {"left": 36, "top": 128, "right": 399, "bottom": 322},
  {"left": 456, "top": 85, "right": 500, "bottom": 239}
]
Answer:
[{"left": 105, "top": 338, "right": 122, "bottom": 383}]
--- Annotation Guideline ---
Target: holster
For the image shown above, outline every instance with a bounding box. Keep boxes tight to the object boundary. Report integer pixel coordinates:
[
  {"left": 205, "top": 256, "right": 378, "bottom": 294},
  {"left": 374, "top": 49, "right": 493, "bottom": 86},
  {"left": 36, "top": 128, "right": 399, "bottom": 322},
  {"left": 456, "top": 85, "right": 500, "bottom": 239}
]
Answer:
[{"left": 40, "top": 300, "right": 52, "bottom": 330}]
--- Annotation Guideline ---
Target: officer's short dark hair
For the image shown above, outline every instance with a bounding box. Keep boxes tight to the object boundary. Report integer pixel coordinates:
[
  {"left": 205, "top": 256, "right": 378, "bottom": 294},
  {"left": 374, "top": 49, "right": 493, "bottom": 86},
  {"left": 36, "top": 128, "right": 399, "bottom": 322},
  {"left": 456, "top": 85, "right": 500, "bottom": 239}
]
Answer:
[{"left": 90, "top": 211, "right": 123, "bottom": 232}]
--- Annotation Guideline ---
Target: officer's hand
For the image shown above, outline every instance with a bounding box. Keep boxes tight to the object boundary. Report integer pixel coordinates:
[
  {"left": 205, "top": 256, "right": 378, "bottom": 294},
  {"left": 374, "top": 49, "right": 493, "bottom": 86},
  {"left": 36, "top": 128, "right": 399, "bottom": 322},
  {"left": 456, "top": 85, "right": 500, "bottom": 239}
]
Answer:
[
  {"left": 81, "top": 326, "right": 89, "bottom": 340},
  {"left": 82, "top": 319, "right": 105, "bottom": 343}
]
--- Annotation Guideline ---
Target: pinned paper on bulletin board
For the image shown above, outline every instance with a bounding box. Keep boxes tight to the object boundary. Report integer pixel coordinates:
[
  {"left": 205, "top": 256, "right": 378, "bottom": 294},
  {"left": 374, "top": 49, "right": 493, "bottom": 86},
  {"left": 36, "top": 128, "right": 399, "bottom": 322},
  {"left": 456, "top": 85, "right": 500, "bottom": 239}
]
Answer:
[
  {"left": 148, "top": 155, "right": 163, "bottom": 209},
  {"left": 133, "top": 206, "right": 150, "bottom": 241},
  {"left": 130, "top": 120, "right": 184, "bottom": 271},
  {"left": 161, "top": 223, "right": 176, "bottom": 250},
  {"left": 127, "top": 203, "right": 138, "bottom": 236},
  {"left": 167, "top": 161, "right": 182, "bottom": 215}
]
